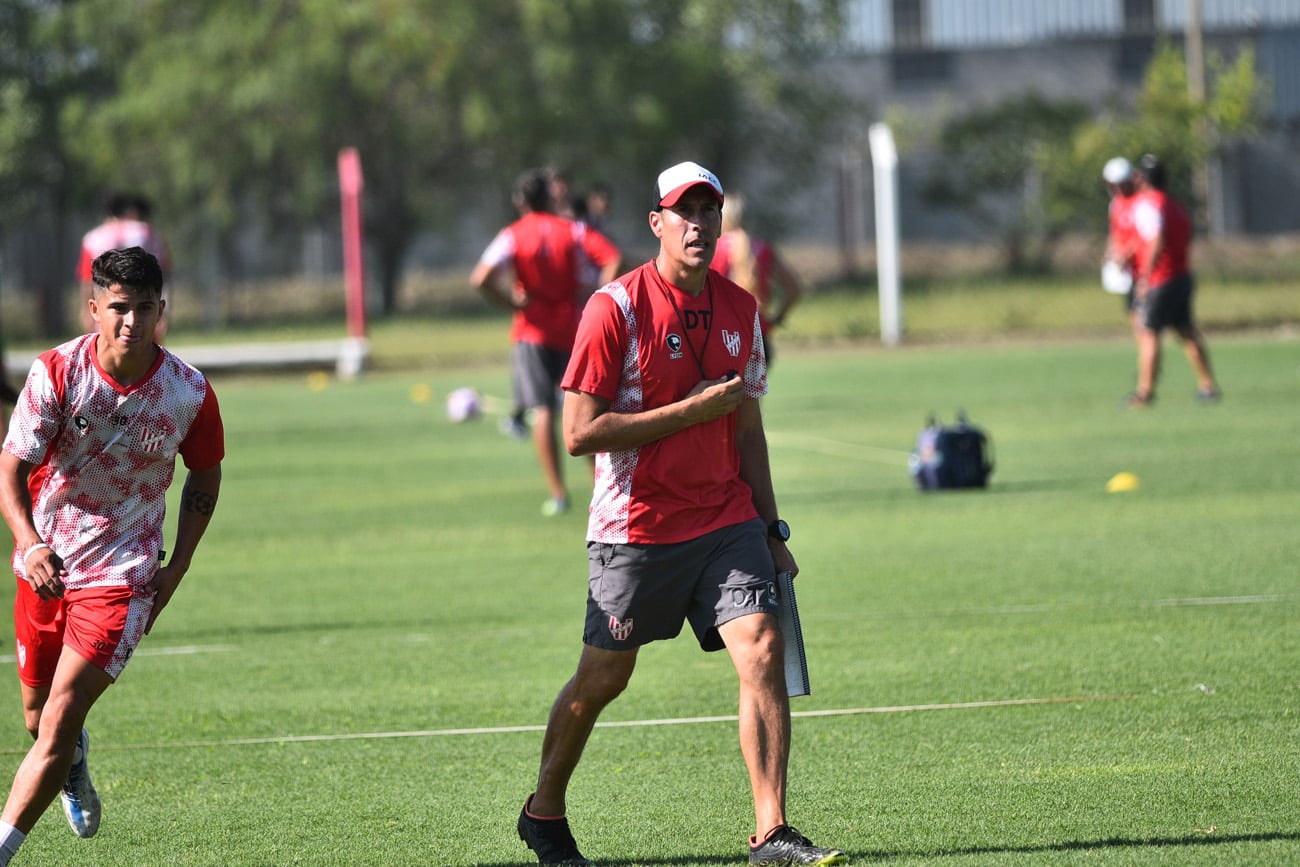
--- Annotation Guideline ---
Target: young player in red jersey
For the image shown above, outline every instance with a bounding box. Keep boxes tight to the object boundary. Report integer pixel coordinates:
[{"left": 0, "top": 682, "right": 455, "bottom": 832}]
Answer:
[
  {"left": 0, "top": 247, "right": 223, "bottom": 864},
  {"left": 515, "top": 162, "right": 847, "bottom": 867}
]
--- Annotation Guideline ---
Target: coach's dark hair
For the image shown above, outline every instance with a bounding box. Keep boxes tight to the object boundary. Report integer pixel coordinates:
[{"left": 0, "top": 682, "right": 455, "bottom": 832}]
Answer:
[
  {"left": 513, "top": 169, "right": 551, "bottom": 214},
  {"left": 91, "top": 246, "right": 164, "bottom": 296}
]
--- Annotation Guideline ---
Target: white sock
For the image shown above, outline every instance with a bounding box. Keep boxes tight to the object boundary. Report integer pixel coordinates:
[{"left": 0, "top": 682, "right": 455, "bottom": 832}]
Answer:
[{"left": 0, "top": 821, "right": 26, "bottom": 866}]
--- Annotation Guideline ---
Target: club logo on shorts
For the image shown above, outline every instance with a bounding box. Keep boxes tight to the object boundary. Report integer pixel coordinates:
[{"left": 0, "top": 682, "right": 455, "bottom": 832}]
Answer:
[
  {"left": 16, "top": 640, "right": 25, "bottom": 670},
  {"left": 666, "top": 334, "right": 683, "bottom": 359},
  {"left": 609, "top": 615, "right": 634, "bottom": 642}
]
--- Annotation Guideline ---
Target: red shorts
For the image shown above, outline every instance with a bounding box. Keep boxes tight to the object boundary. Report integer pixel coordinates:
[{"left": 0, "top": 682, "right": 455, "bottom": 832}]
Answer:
[{"left": 12, "top": 581, "right": 152, "bottom": 686}]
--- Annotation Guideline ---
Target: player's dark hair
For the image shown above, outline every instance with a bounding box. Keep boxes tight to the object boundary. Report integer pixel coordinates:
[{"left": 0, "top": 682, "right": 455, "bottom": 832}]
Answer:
[
  {"left": 514, "top": 170, "right": 551, "bottom": 213},
  {"left": 91, "top": 246, "right": 164, "bottom": 296},
  {"left": 106, "top": 192, "right": 134, "bottom": 218},
  {"left": 1138, "top": 154, "right": 1167, "bottom": 190}
]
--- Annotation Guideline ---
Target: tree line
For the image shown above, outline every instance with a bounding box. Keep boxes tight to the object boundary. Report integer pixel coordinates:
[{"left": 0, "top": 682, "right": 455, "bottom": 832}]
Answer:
[
  {"left": 1, "top": 1, "right": 1263, "bottom": 337},
  {"left": 0, "top": 0, "right": 848, "bottom": 336}
]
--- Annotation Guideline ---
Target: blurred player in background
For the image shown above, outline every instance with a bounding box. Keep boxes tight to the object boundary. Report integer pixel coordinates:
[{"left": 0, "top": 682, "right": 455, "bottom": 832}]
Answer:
[
  {"left": 0, "top": 247, "right": 223, "bottom": 865},
  {"left": 1127, "top": 154, "right": 1220, "bottom": 408},
  {"left": 472, "top": 169, "right": 621, "bottom": 516},
  {"left": 514, "top": 161, "right": 846, "bottom": 867},
  {"left": 545, "top": 166, "right": 579, "bottom": 219},
  {"left": 1101, "top": 157, "right": 1141, "bottom": 337},
  {"left": 76, "top": 193, "right": 171, "bottom": 341},
  {"left": 710, "top": 192, "right": 804, "bottom": 367}
]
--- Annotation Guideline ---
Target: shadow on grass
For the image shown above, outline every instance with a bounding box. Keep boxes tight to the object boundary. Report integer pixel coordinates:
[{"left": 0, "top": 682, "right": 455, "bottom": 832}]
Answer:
[{"left": 477, "top": 829, "right": 1300, "bottom": 865}]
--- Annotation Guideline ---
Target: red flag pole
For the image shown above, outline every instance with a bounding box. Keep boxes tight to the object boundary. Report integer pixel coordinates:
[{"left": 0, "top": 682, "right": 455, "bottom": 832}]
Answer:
[{"left": 338, "top": 147, "right": 366, "bottom": 339}]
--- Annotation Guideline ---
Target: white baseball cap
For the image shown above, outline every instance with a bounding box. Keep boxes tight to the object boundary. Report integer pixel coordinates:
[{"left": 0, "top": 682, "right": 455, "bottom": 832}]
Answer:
[
  {"left": 654, "top": 161, "right": 724, "bottom": 208},
  {"left": 1103, "top": 156, "right": 1133, "bottom": 184}
]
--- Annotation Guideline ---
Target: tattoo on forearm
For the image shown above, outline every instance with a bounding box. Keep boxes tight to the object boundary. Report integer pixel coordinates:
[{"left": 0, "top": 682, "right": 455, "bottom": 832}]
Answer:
[{"left": 182, "top": 488, "right": 218, "bottom": 516}]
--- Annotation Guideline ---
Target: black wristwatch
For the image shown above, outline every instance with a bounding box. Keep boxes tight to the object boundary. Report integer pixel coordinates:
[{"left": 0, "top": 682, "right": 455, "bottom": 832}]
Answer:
[{"left": 767, "top": 519, "right": 791, "bottom": 543}]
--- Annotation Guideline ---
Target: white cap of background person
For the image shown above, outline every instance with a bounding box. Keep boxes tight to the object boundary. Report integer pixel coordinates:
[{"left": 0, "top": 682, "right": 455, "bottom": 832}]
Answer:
[
  {"left": 654, "top": 161, "right": 725, "bottom": 208},
  {"left": 1103, "top": 156, "right": 1134, "bottom": 185}
]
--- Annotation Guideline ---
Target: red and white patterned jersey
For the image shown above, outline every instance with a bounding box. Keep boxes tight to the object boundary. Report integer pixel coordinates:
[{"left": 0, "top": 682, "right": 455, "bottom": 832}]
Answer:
[
  {"left": 76, "top": 219, "right": 170, "bottom": 283},
  {"left": 478, "top": 212, "right": 621, "bottom": 350},
  {"left": 562, "top": 261, "right": 766, "bottom": 544},
  {"left": 4, "top": 335, "right": 225, "bottom": 591}
]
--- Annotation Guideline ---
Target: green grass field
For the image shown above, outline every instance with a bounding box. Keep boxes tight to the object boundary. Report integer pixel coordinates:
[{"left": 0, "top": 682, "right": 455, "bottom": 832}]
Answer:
[{"left": 0, "top": 333, "right": 1297, "bottom": 865}]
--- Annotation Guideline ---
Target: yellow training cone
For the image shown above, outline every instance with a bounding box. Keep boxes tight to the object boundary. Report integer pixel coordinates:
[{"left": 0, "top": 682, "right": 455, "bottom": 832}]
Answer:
[{"left": 1106, "top": 472, "right": 1140, "bottom": 493}]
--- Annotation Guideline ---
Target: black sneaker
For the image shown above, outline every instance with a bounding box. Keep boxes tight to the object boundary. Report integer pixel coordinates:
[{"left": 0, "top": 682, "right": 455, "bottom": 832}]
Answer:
[
  {"left": 749, "top": 825, "right": 848, "bottom": 866},
  {"left": 517, "top": 796, "right": 594, "bottom": 866}
]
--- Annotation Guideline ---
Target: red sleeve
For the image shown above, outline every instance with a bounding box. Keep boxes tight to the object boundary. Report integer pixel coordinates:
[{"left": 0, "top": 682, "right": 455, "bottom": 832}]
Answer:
[
  {"left": 561, "top": 291, "right": 626, "bottom": 401},
  {"left": 580, "top": 227, "right": 621, "bottom": 268},
  {"left": 178, "top": 383, "right": 225, "bottom": 471},
  {"left": 76, "top": 245, "right": 94, "bottom": 283}
]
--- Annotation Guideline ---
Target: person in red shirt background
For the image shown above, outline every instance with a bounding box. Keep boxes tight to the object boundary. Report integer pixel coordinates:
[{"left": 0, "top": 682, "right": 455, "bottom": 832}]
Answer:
[
  {"left": 76, "top": 193, "right": 171, "bottom": 340},
  {"left": 472, "top": 169, "right": 622, "bottom": 516},
  {"left": 711, "top": 192, "right": 804, "bottom": 367},
  {"left": 1128, "top": 154, "right": 1220, "bottom": 408},
  {"left": 513, "top": 161, "right": 846, "bottom": 867},
  {"left": 1101, "top": 157, "right": 1141, "bottom": 337}
]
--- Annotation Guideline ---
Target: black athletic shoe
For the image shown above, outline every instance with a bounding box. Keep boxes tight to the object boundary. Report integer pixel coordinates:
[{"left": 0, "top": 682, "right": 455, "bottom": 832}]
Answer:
[
  {"left": 749, "top": 825, "right": 848, "bottom": 866},
  {"left": 517, "top": 796, "right": 594, "bottom": 866}
]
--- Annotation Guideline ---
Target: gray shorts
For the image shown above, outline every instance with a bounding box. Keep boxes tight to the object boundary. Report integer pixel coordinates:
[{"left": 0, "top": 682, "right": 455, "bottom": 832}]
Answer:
[
  {"left": 583, "top": 519, "right": 778, "bottom": 653},
  {"left": 513, "top": 342, "right": 570, "bottom": 411}
]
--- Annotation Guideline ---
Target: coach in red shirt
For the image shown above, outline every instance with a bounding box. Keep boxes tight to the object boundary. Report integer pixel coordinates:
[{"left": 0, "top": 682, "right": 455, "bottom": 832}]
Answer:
[{"left": 514, "top": 162, "right": 847, "bottom": 867}]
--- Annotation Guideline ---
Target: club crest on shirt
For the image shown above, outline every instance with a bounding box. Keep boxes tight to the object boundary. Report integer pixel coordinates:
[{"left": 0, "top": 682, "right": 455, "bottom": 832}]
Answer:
[
  {"left": 722, "top": 329, "right": 742, "bottom": 357},
  {"left": 666, "top": 334, "right": 683, "bottom": 359},
  {"left": 139, "top": 429, "right": 166, "bottom": 454}
]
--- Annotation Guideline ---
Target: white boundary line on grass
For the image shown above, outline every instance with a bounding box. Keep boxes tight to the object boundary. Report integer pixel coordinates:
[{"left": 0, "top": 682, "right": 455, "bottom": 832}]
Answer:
[
  {"left": 0, "top": 643, "right": 237, "bottom": 665},
  {"left": 1155, "top": 594, "right": 1291, "bottom": 607},
  {"left": 766, "top": 431, "right": 910, "bottom": 465},
  {"left": 33, "top": 695, "right": 1123, "bottom": 755}
]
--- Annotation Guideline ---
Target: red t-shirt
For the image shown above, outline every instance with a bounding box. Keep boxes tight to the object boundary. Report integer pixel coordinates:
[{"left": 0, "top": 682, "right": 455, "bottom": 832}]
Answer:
[
  {"left": 1132, "top": 188, "right": 1191, "bottom": 286},
  {"left": 478, "top": 213, "right": 621, "bottom": 350},
  {"left": 563, "top": 261, "right": 767, "bottom": 544}
]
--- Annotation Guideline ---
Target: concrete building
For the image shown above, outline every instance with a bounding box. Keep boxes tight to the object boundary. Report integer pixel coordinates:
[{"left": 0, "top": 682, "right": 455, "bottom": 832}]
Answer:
[{"left": 772, "top": 0, "right": 1300, "bottom": 249}]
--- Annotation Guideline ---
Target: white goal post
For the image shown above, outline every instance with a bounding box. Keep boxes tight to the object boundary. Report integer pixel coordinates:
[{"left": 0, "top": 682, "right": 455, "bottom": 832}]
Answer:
[{"left": 868, "top": 122, "right": 902, "bottom": 346}]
